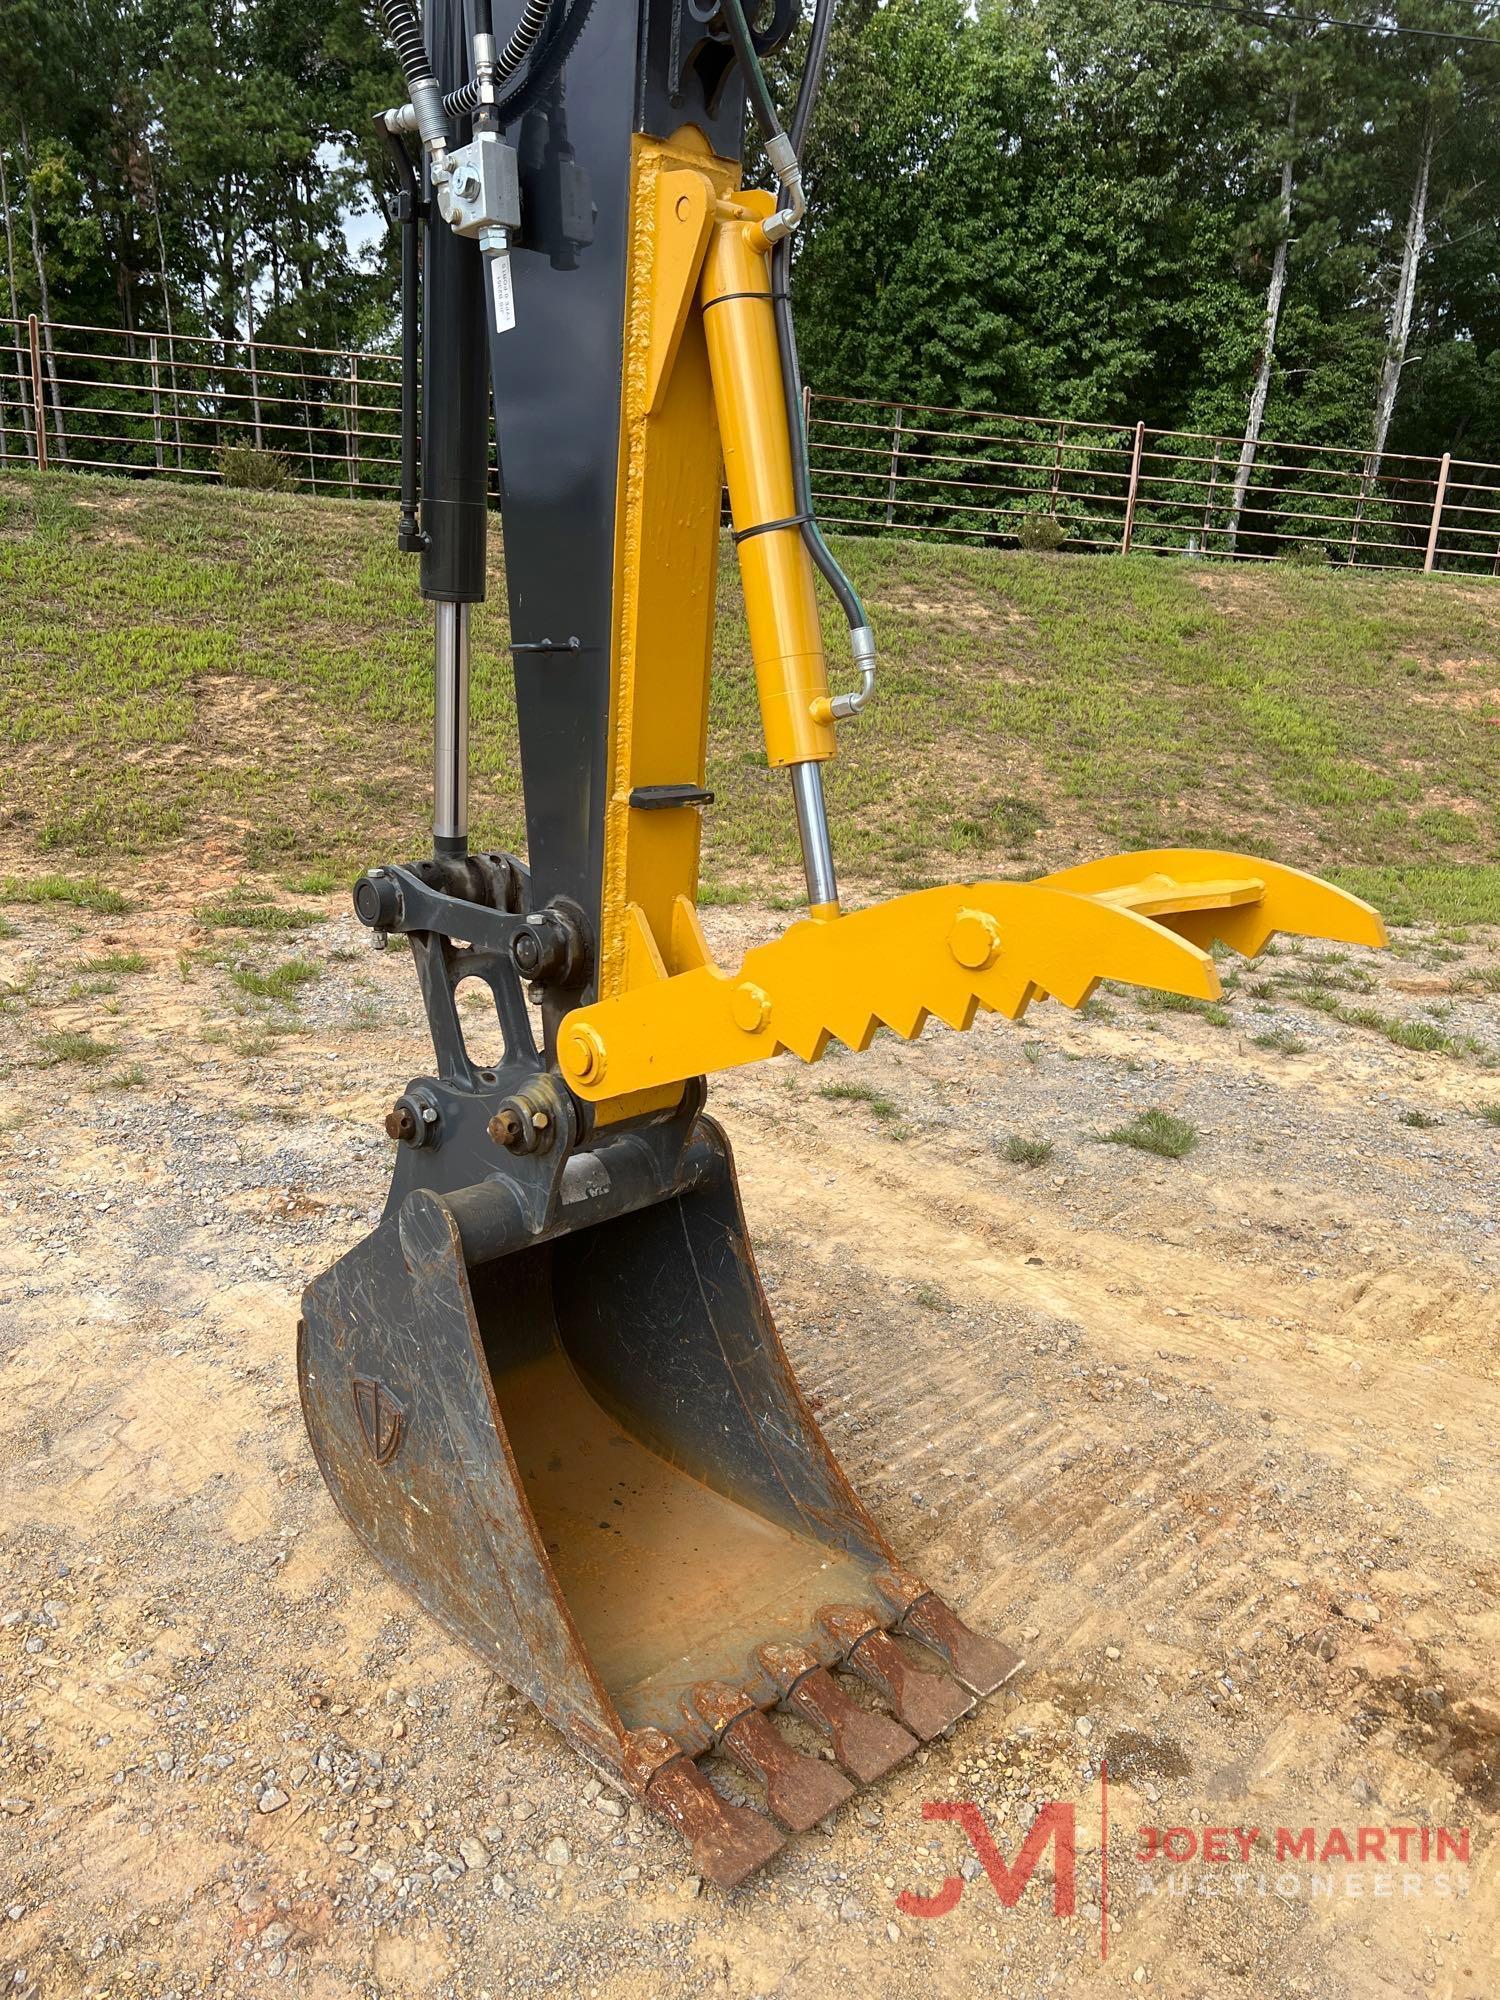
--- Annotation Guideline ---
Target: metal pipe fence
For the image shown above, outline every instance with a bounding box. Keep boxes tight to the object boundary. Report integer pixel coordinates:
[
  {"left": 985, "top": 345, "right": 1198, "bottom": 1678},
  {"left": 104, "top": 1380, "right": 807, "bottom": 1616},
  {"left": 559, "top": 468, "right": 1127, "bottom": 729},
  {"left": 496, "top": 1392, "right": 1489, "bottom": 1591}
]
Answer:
[
  {"left": 0, "top": 314, "right": 504, "bottom": 504},
  {"left": 806, "top": 395, "right": 1500, "bottom": 574},
  {"left": 3, "top": 316, "right": 1497, "bottom": 574}
]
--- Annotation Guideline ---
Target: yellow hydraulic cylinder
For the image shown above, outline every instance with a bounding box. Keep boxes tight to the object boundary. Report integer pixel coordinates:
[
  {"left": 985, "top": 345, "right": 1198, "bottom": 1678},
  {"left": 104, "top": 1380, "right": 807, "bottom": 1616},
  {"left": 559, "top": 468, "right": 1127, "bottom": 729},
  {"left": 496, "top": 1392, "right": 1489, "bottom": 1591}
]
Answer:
[{"left": 700, "top": 195, "right": 835, "bottom": 772}]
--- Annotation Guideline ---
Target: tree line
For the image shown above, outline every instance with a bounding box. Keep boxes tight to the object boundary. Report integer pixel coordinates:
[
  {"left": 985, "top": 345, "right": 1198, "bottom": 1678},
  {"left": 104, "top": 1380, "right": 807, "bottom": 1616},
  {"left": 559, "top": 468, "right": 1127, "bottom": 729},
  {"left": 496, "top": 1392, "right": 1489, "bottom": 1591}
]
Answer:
[
  {"left": 789, "top": 0, "right": 1500, "bottom": 494},
  {"left": 1, "top": 0, "right": 1496, "bottom": 498}
]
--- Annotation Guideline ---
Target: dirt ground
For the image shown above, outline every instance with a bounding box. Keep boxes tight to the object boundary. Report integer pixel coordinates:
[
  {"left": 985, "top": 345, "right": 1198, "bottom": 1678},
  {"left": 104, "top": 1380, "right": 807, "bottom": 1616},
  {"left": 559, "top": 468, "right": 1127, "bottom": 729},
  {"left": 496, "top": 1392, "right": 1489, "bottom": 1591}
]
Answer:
[{"left": 1, "top": 877, "right": 1497, "bottom": 2000}]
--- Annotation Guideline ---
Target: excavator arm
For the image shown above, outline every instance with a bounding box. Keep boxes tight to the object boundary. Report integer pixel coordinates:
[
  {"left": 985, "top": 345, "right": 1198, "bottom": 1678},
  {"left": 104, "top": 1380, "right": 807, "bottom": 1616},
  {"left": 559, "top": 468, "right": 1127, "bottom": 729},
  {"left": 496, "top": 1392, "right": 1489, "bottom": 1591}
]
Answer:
[{"left": 296, "top": 0, "right": 1386, "bottom": 1888}]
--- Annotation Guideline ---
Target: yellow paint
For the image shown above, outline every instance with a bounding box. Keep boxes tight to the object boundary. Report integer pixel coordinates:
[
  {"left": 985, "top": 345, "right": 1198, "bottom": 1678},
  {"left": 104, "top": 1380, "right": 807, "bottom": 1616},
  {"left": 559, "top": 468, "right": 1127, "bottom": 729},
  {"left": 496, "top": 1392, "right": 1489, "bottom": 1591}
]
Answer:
[
  {"left": 669, "top": 894, "right": 713, "bottom": 971},
  {"left": 643, "top": 171, "right": 715, "bottom": 416},
  {"left": 594, "top": 132, "right": 740, "bottom": 1127},
  {"left": 580, "top": 156, "right": 1389, "bottom": 1120},
  {"left": 557, "top": 849, "right": 1387, "bottom": 1103},
  {"left": 1033, "top": 850, "right": 1387, "bottom": 957},
  {"left": 1088, "top": 874, "right": 1265, "bottom": 918},
  {"left": 701, "top": 195, "right": 835, "bottom": 771},
  {"left": 948, "top": 909, "right": 1003, "bottom": 972}
]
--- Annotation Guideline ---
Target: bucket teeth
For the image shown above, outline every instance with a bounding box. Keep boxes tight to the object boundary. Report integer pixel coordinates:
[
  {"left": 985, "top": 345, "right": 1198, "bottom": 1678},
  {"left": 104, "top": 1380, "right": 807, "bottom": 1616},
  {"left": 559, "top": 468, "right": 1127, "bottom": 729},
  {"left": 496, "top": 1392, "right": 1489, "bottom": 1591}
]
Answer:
[
  {"left": 692, "top": 1681, "right": 854, "bottom": 1832},
  {"left": 643, "top": 1753, "right": 784, "bottom": 1890},
  {"left": 873, "top": 1571, "right": 1023, "bottom": 1696},
  {"left": 758, "top": 1644, "right": 918, "bottom": 1784},
  {"left": 819, "top": 1606, "right": 976, "bottom": 1740},
  {"left": 903, "top": 1595, "right": 1021, "bottom": 1696}
]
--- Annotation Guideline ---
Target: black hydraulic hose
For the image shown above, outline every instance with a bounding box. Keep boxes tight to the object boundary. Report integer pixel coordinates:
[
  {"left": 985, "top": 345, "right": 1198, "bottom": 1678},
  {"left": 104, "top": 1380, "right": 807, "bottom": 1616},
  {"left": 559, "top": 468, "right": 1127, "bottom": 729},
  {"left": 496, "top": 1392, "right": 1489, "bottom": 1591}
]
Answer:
[
  {"left": 377, "top": 118, "right": 420, "bottom": 230},
  {"left": 495, "top": 0, "right": 547, "bottom": 77},
  {"left": 377, "top": 122, "right": 423, "bottom": 544},
  {"left": 443, "top": 0, "right": 551, "bottom": 116},
  {"left": 789, "top": 0, "right": 836, "bottom": 156},
  {"left": 490, "top": 0, "right": 599, "bottom": 122},
  {"left": 717, "top": 0, "right": 785, "bottom": 147},
  {"left": 772, "top": 236, "right": 866, "bottom": 630},
  {"left": 764, "top": 0, "right": 871, "bottom": 640},
  {"left": 381, "top": 0, "right": 437, "bottom": 94}
]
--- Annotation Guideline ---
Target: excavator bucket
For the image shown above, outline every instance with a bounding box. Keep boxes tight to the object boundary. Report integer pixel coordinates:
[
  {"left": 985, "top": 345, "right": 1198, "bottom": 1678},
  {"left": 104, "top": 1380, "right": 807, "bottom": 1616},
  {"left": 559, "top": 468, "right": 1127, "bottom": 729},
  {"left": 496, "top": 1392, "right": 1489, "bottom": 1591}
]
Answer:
[
  {"left": 310, "top": 0, "right": 1388, "bottom": 1890},
  {"left": 299, "top": 1116, "right": 1014, "bottom": 1886}
]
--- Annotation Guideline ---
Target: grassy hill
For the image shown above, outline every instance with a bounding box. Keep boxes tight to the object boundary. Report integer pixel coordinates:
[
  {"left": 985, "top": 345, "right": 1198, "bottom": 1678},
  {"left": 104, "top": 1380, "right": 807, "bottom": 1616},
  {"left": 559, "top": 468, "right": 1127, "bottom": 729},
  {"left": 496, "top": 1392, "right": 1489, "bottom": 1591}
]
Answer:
[{"left": 2, "top": 470, "right": 1496, "bottom": 924}]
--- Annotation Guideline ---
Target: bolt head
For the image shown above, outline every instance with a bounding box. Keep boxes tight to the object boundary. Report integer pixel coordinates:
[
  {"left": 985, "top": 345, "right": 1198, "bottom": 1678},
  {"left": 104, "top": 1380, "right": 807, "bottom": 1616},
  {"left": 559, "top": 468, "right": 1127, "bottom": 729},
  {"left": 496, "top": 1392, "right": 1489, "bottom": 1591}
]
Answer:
[
  {"left": 731, "top": 981, "right": 772, "bottom": 1034},
  {"left": 489, "top": 1107, "right": 525, "bottom": 1149},
  {"left": 561, "top": 1023, "right": 606, "bottom": 1085},
  {"left": 948, "top": 908, "right": 1002, "bottom": 973}
]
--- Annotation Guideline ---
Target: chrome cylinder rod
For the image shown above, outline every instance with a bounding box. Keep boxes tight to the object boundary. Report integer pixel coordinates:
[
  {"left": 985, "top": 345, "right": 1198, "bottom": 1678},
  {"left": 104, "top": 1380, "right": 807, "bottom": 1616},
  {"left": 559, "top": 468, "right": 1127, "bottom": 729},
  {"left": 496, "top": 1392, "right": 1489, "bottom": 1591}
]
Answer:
[
  {"left": 789, "top": 759, "right": 839, "bottom": 915},
  {"left": 433, "top": 600, "right": 471, "bottom": 854}
]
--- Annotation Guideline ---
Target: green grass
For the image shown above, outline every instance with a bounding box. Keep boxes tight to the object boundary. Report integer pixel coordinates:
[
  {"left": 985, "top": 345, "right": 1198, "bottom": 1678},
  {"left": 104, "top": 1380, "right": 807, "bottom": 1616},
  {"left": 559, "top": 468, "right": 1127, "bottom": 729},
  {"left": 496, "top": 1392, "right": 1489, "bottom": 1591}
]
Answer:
[
  {"left": 1001, "top": 1133, "right": 1055, "bottom": 1168},
  {"left": 1288, "top": 987, "right": 1487, "bottom": 1061},
  {"left": 819, "top": 1080, "right": 900, "bottom": 1120},
  {"left": 1098, "top": 1108, "right": 1199, "bottom": 1159},
  {"left": 82, "top": 950, "right": 148, "bottom": 975},
  {"left": 1329, "top": 865, "right": 1500, "bottom": 928},
  {"left": 1, "top": 472, "right": 1497, "bottom": 918},
  {"left": 231, "top": 957, "right": 321, "bottom": 1001},
  {"left": 106, "top": 1063, "right": 148, "bottom": 1088},
  {"left": 40, "top": 1029, "right": 116, "bottom": 1066},
  {"left": 1476, "top": 1103, "right": 1500, "bottom": 1127},
  {"left": 1, "top": 872, "right": 131, "bottom": 915},
  {"left": 1252, "top": 1027, "right": 1310, "bottom": 1055},
  {"left": 198, "top": 898, "right": 318, "bottom": 933},
  {"left": 1398, "top": 1109, "right": 1441, "bottom": 1128},
  {"left": 1134, "top": 988, "right": 1235, "bottom": 1027}
]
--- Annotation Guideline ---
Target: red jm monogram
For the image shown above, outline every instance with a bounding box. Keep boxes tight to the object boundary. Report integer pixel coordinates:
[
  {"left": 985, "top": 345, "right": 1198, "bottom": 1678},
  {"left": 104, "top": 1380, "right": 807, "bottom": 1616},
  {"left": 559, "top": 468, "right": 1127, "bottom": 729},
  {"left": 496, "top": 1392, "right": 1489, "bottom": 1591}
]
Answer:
[{"left": 897, "top": 1802, "right": 1077, "bottom": 1919}]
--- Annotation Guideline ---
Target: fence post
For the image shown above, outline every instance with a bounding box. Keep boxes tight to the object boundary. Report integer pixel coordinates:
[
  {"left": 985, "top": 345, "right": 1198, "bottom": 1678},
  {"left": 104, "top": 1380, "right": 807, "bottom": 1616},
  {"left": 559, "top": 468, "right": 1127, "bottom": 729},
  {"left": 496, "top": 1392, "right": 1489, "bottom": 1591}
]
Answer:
[
  {"left": 1423, "top": 452, "right": 1451, "bottom": 574},
  {"left": 148, "top": 334, "right": 164, "bottom": 470},
  {"left": 27, "top": 314, "right": 46, "bottom": 473},
  {"left": 347, "top": 354, "right": 358, "bottom": 495},
  {"left": 247, "top": 329, "right": 264, "bottom": 450},
  {"left": 1120, "top": 419, "right": 1145, "bottom": 553},
  {"left": 1202, "top": 445, "right": 1221, "bottom": 547},
  {"left": 1048, "top": 420, "right": 1065, "bottom": 507},
  {"left": 884, "top": 405, "right": 905, "bottom": 527}
]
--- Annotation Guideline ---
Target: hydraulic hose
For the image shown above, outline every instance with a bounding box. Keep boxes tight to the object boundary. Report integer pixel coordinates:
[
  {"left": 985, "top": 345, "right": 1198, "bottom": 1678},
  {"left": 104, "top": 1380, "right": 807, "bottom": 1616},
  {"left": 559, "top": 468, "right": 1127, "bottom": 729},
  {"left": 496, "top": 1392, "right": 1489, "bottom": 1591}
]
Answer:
[
  {"left": 758, "top": 0, "right": 875, "bottom": 714},
  {"left": 716, "top": 0, "right": 784, "bottom": 153},
  {"left": 383, "top": 0, "right": 434, "bottom": 90},
  {"left": 380, "top": 0, "right": 449, "bottom": 151},
  {"left": 376, "top": 122, "right": 423, "bottom": 548},
  {"left": 776, "top": 239, "right": 868, "bottom": 648},
  {"left": 443, "top": 0, "right": 552, "bottom": 116},
  {"left": 495, "top": 0, "right": 548, "bottom": 78},
  {"left": 789, "top": 0, "right": 836, "bottom": 154},
  {"left": 718, "top": 0, "right": 804, "bottom": 238},
  {"left": 435, "top": 0, "right": 602, "bottom": 127}
]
